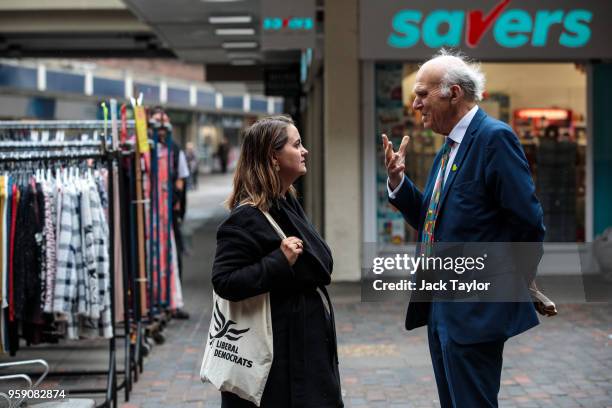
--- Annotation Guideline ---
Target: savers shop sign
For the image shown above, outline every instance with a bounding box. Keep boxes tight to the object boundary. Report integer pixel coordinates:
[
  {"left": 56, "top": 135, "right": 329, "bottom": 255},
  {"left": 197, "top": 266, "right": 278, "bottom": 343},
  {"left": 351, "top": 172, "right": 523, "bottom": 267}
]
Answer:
[{"left": 359, "top": 0, "right": 612, "bottom": 60}]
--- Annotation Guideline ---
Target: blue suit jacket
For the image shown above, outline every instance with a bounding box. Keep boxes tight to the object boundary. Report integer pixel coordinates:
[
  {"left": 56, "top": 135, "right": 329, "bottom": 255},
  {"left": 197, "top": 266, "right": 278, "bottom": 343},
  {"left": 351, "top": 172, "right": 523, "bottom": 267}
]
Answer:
[{"left": 390, "top": 108, "right": 545, "bottom": 344}]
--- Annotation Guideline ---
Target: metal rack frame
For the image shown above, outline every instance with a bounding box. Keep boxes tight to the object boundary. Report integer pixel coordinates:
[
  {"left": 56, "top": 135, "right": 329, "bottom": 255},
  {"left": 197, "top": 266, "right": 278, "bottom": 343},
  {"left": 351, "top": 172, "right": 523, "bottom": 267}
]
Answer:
[
  {"left": 0, "top": 117, "right": 137, "bottom": 408},
  {"left": 0, "top": 120, "right": 135, "bottom": 130}
]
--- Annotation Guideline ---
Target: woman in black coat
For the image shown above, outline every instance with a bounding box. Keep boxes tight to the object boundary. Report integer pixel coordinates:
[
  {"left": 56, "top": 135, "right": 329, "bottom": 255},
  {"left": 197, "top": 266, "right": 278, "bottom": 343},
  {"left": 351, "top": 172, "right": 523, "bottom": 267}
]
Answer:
[{"left": 212, "top": 115, "right": 343, "bottom": 408}]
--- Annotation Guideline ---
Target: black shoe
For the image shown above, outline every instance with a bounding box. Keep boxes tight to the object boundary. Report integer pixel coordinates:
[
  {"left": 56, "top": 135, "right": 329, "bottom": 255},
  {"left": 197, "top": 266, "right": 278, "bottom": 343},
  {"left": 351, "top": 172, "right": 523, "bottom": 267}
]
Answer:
[{"left": 173, "top": 309, "right": 190, "bottom": 320}]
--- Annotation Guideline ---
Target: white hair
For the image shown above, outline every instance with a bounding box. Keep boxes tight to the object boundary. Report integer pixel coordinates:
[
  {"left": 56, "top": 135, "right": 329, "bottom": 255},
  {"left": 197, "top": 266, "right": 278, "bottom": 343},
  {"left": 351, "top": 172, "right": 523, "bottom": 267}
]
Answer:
[{"left": 428, "top": 48, "right": 486, "bottom": 102}]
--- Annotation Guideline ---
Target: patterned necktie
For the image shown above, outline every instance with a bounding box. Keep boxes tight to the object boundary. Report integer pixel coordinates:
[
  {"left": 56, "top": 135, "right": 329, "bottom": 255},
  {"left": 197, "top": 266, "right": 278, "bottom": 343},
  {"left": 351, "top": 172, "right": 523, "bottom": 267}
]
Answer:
[{"left": 421, "top": 137, "right": 455, "bottom": 256}]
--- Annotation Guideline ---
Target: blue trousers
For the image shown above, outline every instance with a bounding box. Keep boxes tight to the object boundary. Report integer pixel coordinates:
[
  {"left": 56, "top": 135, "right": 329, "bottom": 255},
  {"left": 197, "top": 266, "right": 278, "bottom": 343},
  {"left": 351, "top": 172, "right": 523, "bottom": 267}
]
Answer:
[{"left": 428, "top": 306, "right": 505, "bottom": 408}]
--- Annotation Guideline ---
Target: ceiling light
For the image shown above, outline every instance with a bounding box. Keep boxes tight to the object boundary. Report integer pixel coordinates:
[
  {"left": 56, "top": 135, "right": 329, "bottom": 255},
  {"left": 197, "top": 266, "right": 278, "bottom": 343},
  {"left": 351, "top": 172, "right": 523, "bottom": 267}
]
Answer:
[
  {"left": 230, "top": 59, "right": 256, "bottom": 66},
  {"left": 215, "top": 28, "right": 255, "bottom": 36},
  {"left": 222, "top": 42, "right": 258, "bottom": 49},
  {"left": 209, "top": 16, "right": 252, "bottom": 24},
  {"left": 202, "top": 0, "right": 244, "bottom": 3}
]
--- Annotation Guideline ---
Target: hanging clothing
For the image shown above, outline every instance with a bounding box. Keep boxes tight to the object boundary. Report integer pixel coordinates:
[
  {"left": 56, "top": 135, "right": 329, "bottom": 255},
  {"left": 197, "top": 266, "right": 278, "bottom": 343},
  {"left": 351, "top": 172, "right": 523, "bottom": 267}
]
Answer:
[
  {"left": 156, "top": 144, "right": 183, "bottom": 309},
  {"left": 8, "top": 181, "right": 20, "bottom": 355},
  {"left": 13, "top": 181, "right": 44, "bottom": 320},
  {"left": 54, "top": 182, "right": 80, "bottom": 314},
  {"left": 41, "top": 181, "right": 57, "bottom": 313},
  {"left": 141, "top": 142, "right": 184, "bottom": 311},
  {"left": 112, "top": 165, "right": 124, "bottom": 321},
  {"left": 18, "top": 181, "right": 46, "bottom": 345},
  {"left": 0, "top": 158, "right": 117, "bottom": 351},
  {"left": 0, "top": 175, "right": 7, "bottom": 353},
  {"left": 90, "top": 176, "right": 112, "bottom": 339}
]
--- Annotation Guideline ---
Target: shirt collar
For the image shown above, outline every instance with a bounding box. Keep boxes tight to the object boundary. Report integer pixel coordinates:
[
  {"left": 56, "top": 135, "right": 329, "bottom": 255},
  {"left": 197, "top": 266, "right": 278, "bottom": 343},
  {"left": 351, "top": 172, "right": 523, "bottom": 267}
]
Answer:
[{"left": 447, "top": 105, "right": 479, "bottom": 145}]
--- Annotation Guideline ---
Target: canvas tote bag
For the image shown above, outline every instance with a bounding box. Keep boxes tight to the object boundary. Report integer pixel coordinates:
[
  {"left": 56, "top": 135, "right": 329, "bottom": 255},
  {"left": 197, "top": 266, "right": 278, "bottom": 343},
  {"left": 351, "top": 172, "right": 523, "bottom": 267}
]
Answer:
[{"left": 200, "top": 210, "right": 286, "bottom": 406}]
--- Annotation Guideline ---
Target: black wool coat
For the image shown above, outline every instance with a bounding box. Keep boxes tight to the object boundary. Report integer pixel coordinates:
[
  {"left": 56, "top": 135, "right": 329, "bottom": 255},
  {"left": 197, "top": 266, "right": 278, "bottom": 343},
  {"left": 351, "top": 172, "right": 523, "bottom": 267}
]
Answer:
[{"left": 212, "top": 195, "right": 343, "bottom": 408}]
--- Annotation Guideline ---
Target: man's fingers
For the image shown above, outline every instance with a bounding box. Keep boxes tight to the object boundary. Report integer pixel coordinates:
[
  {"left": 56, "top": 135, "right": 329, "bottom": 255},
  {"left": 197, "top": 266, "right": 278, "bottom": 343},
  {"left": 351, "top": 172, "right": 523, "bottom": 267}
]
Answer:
[
  {"left": 382, "top": 134, "right": 395, "bottom": 162},
  {"left": 388, "top": 152, "right": 399, "bottom": 168},
  {"left": 389, "top": 162, "right": 405, "bottom": 177},
  {"left": 384, "top": 142, "right": 393, "bottom": 164},
  {"left": 398, "top": 135, "right": 410, "bottom": 156}
]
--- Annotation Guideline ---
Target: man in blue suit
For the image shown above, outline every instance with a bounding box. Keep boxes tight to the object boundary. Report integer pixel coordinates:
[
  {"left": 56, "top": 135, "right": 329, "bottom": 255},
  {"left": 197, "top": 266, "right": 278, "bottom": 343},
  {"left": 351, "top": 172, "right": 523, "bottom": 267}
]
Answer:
[{"left": 383, "top": 50, "right": 545, "bottom": 407}]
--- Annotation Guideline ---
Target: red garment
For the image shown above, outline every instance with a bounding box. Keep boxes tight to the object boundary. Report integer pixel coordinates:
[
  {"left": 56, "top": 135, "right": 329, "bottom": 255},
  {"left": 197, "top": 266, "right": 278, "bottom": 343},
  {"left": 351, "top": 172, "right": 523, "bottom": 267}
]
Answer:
[{"left": 158, "top": 146, "right": 170, "bottom": 304}]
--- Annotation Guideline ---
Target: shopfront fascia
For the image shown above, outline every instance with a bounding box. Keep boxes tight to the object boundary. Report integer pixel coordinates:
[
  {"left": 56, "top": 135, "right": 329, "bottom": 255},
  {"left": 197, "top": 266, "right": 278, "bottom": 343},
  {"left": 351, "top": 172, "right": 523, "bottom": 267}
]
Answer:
[{"left": 359, "top": 0, "right": 612, "bottom": 275}]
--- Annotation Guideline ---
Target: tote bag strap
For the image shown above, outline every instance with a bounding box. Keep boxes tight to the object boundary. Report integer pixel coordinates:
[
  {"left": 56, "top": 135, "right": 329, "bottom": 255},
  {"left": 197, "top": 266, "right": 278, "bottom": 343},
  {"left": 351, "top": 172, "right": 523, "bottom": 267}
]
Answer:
[
  {"left": 261, "top": 209, "right": 337, "bottom": 362},
  {"left": 261, "top": 210, "right": 287, "bottom": 240}
]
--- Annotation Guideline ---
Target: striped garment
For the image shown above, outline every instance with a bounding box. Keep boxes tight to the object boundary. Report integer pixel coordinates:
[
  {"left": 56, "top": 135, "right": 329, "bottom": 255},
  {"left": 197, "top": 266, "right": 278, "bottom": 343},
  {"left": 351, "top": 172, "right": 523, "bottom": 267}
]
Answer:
[
  {"left": 89, "top": 177, "right": 112, "bottom": 338},
  {"left": 53, "top": 182, "right": 81, "bottom": 339},
  {"left": 52, "top": 175, "right": 112, "bottom": 340}
]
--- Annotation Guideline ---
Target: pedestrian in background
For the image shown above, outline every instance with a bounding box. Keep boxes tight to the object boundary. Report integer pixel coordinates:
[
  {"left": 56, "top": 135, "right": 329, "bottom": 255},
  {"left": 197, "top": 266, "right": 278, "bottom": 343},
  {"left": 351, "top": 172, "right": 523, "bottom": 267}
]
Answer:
[
  {"left": 212, "top": 115, "right": 343, "bottom": 407},
  {"left": 185, "top": 142, "right": 199, "bottom": 190},
  {"left": 217, "top": 136, "right": 229, "bottom": 174}
]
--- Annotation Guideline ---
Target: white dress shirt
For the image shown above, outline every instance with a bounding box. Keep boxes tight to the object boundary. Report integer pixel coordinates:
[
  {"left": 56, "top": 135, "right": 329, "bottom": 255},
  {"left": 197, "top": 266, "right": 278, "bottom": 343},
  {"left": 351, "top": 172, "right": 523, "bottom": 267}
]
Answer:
[{"left": 388, "top": 105, "right": 479, "bottom": 199}]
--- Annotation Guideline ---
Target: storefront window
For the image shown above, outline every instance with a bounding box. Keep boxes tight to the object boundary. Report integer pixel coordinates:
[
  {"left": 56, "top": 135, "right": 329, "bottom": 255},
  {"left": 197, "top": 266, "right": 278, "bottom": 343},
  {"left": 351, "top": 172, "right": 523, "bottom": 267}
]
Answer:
[{"left": 375, "top": 63, "right": 587, "bottom": 245}]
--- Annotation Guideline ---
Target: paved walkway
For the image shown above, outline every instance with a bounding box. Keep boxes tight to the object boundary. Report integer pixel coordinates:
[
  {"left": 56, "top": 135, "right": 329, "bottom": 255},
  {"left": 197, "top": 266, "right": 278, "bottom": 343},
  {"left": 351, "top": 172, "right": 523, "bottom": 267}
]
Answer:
[{"left": 122, "top": 217, "right": 612, "bottom": 408}]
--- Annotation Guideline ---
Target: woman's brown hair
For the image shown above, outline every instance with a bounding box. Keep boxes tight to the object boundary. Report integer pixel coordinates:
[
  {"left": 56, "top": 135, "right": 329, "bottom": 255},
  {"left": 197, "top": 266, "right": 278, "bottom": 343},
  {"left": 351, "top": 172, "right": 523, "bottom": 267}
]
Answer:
[{"left": 226, "top": 115, "right": 296, "bottom": 211}]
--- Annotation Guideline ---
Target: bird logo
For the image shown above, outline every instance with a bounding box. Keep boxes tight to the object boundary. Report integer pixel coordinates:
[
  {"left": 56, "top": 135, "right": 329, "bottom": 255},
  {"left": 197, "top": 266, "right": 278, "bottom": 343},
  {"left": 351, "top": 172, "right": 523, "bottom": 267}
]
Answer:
[{"left": 209, "top": 301, "right": 250, "bottom": 346}]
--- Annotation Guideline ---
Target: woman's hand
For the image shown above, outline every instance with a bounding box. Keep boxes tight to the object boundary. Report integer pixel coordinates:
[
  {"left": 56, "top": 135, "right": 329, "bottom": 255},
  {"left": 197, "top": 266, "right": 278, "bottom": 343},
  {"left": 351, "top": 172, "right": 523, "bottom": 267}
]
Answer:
[{"left": 281, "top": 236, "right": 304, "bottom": 266}]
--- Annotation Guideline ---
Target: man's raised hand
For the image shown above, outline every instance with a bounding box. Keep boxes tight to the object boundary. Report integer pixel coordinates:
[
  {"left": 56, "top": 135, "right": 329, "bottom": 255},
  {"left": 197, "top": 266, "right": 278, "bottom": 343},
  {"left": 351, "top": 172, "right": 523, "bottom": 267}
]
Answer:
[{"left": 382, "top": 134, "right": 410, "bottom": 190}]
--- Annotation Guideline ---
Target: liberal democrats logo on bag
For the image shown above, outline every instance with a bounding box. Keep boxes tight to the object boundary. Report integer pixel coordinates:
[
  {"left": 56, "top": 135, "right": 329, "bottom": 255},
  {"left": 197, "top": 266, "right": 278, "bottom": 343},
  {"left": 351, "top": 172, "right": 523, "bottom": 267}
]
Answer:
[
  {"left": 209, "top": 301, "right": 250, "bottom": 345},
  {"left": 209, "top": 301, "right": 254, "bottom": 368}
]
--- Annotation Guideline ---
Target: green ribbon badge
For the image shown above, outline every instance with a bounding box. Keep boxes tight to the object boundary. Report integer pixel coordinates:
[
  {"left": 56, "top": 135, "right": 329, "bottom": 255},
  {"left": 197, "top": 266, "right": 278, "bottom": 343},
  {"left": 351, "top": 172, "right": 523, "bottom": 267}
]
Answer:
[{"left": 452, "top": 164, "right": 458, "bottom": 172}]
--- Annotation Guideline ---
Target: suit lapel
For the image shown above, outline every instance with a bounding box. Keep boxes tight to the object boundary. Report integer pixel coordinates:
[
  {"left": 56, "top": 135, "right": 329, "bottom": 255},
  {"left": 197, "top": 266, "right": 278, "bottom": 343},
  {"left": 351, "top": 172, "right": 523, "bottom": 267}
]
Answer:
[{"left": 438, "top": 108, "right": 486, "bottom": 211}]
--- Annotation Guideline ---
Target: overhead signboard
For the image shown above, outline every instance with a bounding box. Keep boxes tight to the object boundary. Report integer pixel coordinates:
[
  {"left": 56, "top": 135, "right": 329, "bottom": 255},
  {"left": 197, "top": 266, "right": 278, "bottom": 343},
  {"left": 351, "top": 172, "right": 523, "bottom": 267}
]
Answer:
[
  {"left": 261, "top": 0, "right": 316, "bottom": 51},
  {"left": 264, "top": 65, "right": 301, "bottom": 96},
  {"left": 360, "top": 0, "right": 612, "bottom": 60}
]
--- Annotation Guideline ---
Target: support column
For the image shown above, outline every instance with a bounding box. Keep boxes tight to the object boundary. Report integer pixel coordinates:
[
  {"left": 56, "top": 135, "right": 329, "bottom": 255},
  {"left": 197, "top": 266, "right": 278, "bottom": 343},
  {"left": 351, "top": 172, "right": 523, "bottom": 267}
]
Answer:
[{"left": 324, "top": 0, "right": 360, "bottom": 281}]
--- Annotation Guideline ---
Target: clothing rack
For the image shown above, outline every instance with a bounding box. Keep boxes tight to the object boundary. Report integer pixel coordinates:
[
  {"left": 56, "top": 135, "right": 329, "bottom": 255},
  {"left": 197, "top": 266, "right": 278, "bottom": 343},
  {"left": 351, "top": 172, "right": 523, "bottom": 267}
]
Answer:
[
  {"left": 0, "top": 115, "right": 136, "bottom": 408},
  {"left": 0, "top": 150, "right": 104, "bottom": 162},
  {"left": 0, "top": 140, "right": 103, "bottom": 149},
  {"left": 0, "top": 120, "right": 135, "bottom": 130},
  {"left": 0, "top": 115, "right": 185, "bottom": 406}
]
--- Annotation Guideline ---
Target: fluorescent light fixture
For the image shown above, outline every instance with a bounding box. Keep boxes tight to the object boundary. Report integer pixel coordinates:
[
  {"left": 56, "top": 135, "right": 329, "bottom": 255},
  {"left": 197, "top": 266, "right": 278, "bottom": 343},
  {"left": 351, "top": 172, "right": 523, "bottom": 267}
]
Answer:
[
  {"left": 215, "top": 28, "right": 255, "bottom": 36},
  {"left": 209, "top": 15, "right": 252, "bottom": 24},
  {"left": 230, "top": 59, "right": 256, "bottom": 66},
  {"left": 226, "top": 52, "right": 259, "bottom": 59},
  {"left": 202, "top": 0, "right": 244, "bottom": 3},
  {"left": 222, "top": 41, "right": 258, "bottom": 49}
]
